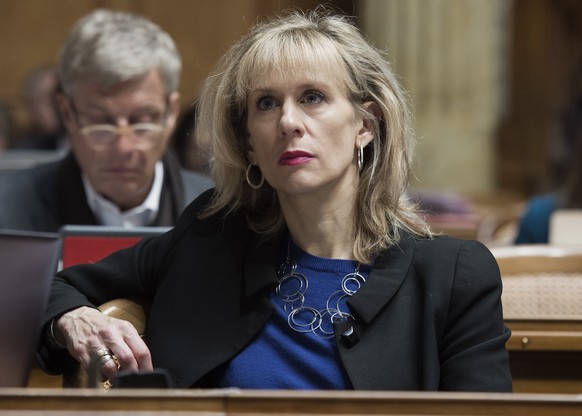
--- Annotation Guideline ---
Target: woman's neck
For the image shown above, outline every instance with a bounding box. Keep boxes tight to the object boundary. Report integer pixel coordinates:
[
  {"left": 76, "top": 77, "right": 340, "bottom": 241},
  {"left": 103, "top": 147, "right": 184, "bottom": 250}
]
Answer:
[{"left": 278, "top": 192, "right": 356, "bottom": 260}]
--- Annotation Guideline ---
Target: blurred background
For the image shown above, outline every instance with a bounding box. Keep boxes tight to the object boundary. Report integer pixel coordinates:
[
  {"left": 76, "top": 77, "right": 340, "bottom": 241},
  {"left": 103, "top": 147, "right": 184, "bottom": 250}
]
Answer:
[{"left": 1, "top": 0, "right": 581, "bottom": 241}]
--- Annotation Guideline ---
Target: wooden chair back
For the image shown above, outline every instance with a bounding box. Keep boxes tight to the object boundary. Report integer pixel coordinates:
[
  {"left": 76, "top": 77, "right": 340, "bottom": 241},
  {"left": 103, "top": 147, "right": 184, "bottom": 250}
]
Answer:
[
  {"left": 491, "top": 245, "right": 582, "bottom": 393},
  {"left": 476, "top": 202, "right": 524, "bottom": 247},
  {"left": 493, "top": 245, "right": 582, "bottom": 319}
]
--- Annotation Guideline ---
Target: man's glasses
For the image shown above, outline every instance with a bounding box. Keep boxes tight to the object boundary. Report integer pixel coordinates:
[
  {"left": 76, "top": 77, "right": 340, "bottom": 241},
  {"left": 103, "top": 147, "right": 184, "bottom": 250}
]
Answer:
[{"left": 67, "top": 99, "right": 167, "bottom": 151}]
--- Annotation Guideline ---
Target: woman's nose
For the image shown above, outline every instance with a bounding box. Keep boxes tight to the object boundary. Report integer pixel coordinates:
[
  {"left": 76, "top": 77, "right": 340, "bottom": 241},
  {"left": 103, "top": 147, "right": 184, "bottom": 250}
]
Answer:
[{"left": 278, "top": 102, "right": 304, "bottom": 138}]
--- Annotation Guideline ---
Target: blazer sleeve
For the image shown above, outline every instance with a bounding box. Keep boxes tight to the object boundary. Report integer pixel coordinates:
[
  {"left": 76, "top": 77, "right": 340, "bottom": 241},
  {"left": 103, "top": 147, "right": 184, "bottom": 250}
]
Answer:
[
  {"left": 36, "top": 189, "right": 216, "bottom": 375},
  {"left": 439, "top": 240, "right": 512, "bottom": 392},
  {"left": 35, "top": 228, "right": 174, "bottom": 375}
]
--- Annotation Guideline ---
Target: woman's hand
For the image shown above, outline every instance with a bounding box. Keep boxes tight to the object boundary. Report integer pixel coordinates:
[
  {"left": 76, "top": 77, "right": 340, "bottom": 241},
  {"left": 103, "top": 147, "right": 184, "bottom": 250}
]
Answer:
[{"left": 55, "top": 306, "right": 153, "bottom": 381}]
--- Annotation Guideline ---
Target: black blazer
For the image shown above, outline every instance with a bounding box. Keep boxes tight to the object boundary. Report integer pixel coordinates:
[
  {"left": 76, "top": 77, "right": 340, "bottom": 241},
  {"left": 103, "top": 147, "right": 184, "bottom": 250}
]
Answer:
[
  {"left": 0, "top": 152, "right": 213, "bottom": 232},
  {"left": 38, "top": 190, "right": 512, "bottom": 392}
]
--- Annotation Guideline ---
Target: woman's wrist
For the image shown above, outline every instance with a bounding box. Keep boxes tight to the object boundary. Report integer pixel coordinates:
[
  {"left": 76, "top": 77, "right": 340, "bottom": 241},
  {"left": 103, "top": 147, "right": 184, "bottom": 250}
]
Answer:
[{"left": 45, "top": 317, "right": 67, "bottom": 350}]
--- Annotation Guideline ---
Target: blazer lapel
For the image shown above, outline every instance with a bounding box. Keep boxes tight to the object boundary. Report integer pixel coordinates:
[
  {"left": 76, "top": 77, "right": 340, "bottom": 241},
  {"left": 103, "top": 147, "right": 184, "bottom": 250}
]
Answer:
[
  {"left": 347, "top": 233, "right": 415, "bottom": 326},
  {"left": 336, "top": 233, "right": 417, "bottom": 389},
  {"left": 170, "top": 231, "right": 281, "bottom": 388},
  {"left": 243, "top": 234, "right": 281, "bottom": 300}
]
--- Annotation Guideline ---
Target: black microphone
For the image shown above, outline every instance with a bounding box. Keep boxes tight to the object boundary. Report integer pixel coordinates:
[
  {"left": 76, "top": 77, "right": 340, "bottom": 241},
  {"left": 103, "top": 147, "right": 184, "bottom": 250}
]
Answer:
[{"left": 341, "top": 325, "right": 360, "bottom": 348}]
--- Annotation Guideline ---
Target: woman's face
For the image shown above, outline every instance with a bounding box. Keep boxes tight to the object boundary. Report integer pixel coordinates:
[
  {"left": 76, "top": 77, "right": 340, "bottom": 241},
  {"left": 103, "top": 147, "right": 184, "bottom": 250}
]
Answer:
[{"left": 246, "top": 68, "right": 374, "bottom": 199}]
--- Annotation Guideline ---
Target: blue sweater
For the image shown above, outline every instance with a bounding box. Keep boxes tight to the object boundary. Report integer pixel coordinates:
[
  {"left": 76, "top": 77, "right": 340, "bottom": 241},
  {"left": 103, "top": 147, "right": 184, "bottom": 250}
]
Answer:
[{"left": 214, "top": 241, "right": 370, "bottom": 389}]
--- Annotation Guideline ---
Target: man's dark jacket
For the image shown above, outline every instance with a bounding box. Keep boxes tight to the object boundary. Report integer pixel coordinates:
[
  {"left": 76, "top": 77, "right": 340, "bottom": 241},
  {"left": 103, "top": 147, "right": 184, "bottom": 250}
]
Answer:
[{"left": 0, "top": 152, "right": 213, "bottom": 232}]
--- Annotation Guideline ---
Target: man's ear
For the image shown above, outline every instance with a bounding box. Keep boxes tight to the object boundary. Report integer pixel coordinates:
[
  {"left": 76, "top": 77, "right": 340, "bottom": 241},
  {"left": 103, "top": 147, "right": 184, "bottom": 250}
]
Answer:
[
  {"left": 166, "top": 91, "right": 181, "bottom": 131},
  {"left": 357, "top": 101, "right": 381, "bottom": 148}
]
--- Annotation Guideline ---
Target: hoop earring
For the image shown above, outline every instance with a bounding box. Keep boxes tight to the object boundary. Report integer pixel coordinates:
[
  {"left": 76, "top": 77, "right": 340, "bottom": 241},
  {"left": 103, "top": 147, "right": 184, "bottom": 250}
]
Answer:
[
  {"left": 246, "top": 163, "right": 264, "bottom": 189},
  {"left": 357, "top": 145, "right": 364, "bottom": 171}
]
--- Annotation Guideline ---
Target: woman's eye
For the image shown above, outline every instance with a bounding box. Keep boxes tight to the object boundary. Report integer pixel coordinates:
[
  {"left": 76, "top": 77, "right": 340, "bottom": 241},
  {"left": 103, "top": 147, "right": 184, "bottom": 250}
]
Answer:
[
  {"left": 302, "top": 91, "right": 325, "bottom": 104},
  {"left": 256, "top": 96, "right": 276, "bottom": 110}
]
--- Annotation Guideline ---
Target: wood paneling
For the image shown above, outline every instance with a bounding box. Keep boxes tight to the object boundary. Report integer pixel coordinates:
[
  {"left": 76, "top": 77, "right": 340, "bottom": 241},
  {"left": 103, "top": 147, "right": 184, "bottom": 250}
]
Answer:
[{"left": 496, "top": 0, "right": 582, "bottom": 196}]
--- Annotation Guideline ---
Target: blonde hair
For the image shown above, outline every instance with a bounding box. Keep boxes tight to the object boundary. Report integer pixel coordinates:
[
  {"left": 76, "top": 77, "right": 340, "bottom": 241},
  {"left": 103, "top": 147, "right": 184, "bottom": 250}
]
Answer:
[{"left": 196, "top": 9, "right": 431, "bottom": 263}]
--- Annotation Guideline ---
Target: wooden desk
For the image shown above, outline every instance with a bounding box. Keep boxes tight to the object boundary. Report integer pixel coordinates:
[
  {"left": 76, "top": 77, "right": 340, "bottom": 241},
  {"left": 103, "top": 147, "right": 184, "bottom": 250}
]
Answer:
[
  {"left": 506, "top": 319, "right": 582, "bottom": 352},
  {"left": 505, "top": 319, "right": 582, "bottom": 394},
  {"left": 1, "top": 389, "right": 582, "bottom": 415}
]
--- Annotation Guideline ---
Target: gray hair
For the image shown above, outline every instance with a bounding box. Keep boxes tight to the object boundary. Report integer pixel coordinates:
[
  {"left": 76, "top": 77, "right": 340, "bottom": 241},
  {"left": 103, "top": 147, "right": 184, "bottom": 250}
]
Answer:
[{"left": 58, "top": 9, "right": 181, "bottom": 95}]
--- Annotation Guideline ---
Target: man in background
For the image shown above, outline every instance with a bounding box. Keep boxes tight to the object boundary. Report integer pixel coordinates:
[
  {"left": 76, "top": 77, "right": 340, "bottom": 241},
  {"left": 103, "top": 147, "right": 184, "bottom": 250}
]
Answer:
[{"left": 0, "top": 9, "right": 212, "bottom": 232}]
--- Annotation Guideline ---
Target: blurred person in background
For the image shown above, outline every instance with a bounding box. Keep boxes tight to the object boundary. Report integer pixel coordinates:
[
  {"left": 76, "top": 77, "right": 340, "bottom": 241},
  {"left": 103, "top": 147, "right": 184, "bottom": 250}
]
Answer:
[
  {"left": 13, "top": 65, "right": 66, "bottom": 150},
  {"left": 515, "top": 88, "right": 582, "bottom": 244},
  {"left": 0, "top": 100, "right": 14, "bottom": 150},
  {"left": 171, "top": 102, "right": 211, "bottom": 174},
  {"left": 0, "top": 9, "right": 212, "bottom": 232}
]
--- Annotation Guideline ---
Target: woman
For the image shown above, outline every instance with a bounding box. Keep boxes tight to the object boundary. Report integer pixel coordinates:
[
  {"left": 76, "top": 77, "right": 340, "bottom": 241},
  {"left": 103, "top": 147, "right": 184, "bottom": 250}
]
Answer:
[{"left": 38, "top": 9, "right": 512, "bottom": 391}]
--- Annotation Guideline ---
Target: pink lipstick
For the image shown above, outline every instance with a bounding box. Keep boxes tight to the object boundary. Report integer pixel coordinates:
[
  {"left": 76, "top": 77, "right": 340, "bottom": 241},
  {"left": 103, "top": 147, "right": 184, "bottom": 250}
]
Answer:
[{"left": 279, "top": 150, "right": 314, "bottom": 166}]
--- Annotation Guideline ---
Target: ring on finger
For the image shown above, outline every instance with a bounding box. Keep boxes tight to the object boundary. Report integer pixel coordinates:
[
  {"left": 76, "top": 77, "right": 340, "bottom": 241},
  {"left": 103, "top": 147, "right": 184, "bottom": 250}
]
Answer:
[
  {"left": 94, "top": 348, "right": 112, "bottom": 359},
  {"left": 99, "top": 353, "right": 114, "bottom": 366}
]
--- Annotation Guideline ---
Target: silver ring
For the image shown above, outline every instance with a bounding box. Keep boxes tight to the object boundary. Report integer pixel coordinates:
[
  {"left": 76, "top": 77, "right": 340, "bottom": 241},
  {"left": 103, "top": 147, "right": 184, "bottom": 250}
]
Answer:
[
  {"left": 94, "top": 348, "right": 112, "bottom": 359},
  {"left": 99, "top": 353, "right": 114, "bottom": 366},
  {"left": 94, "top": 347, "right": 116, "bottom": 366}
]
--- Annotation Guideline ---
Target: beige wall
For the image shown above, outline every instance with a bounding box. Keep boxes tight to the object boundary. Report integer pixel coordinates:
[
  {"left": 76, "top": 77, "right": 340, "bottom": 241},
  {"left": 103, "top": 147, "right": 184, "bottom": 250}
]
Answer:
[{"left": 360, "top": 0, "right": 511, "bottom": 193}]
